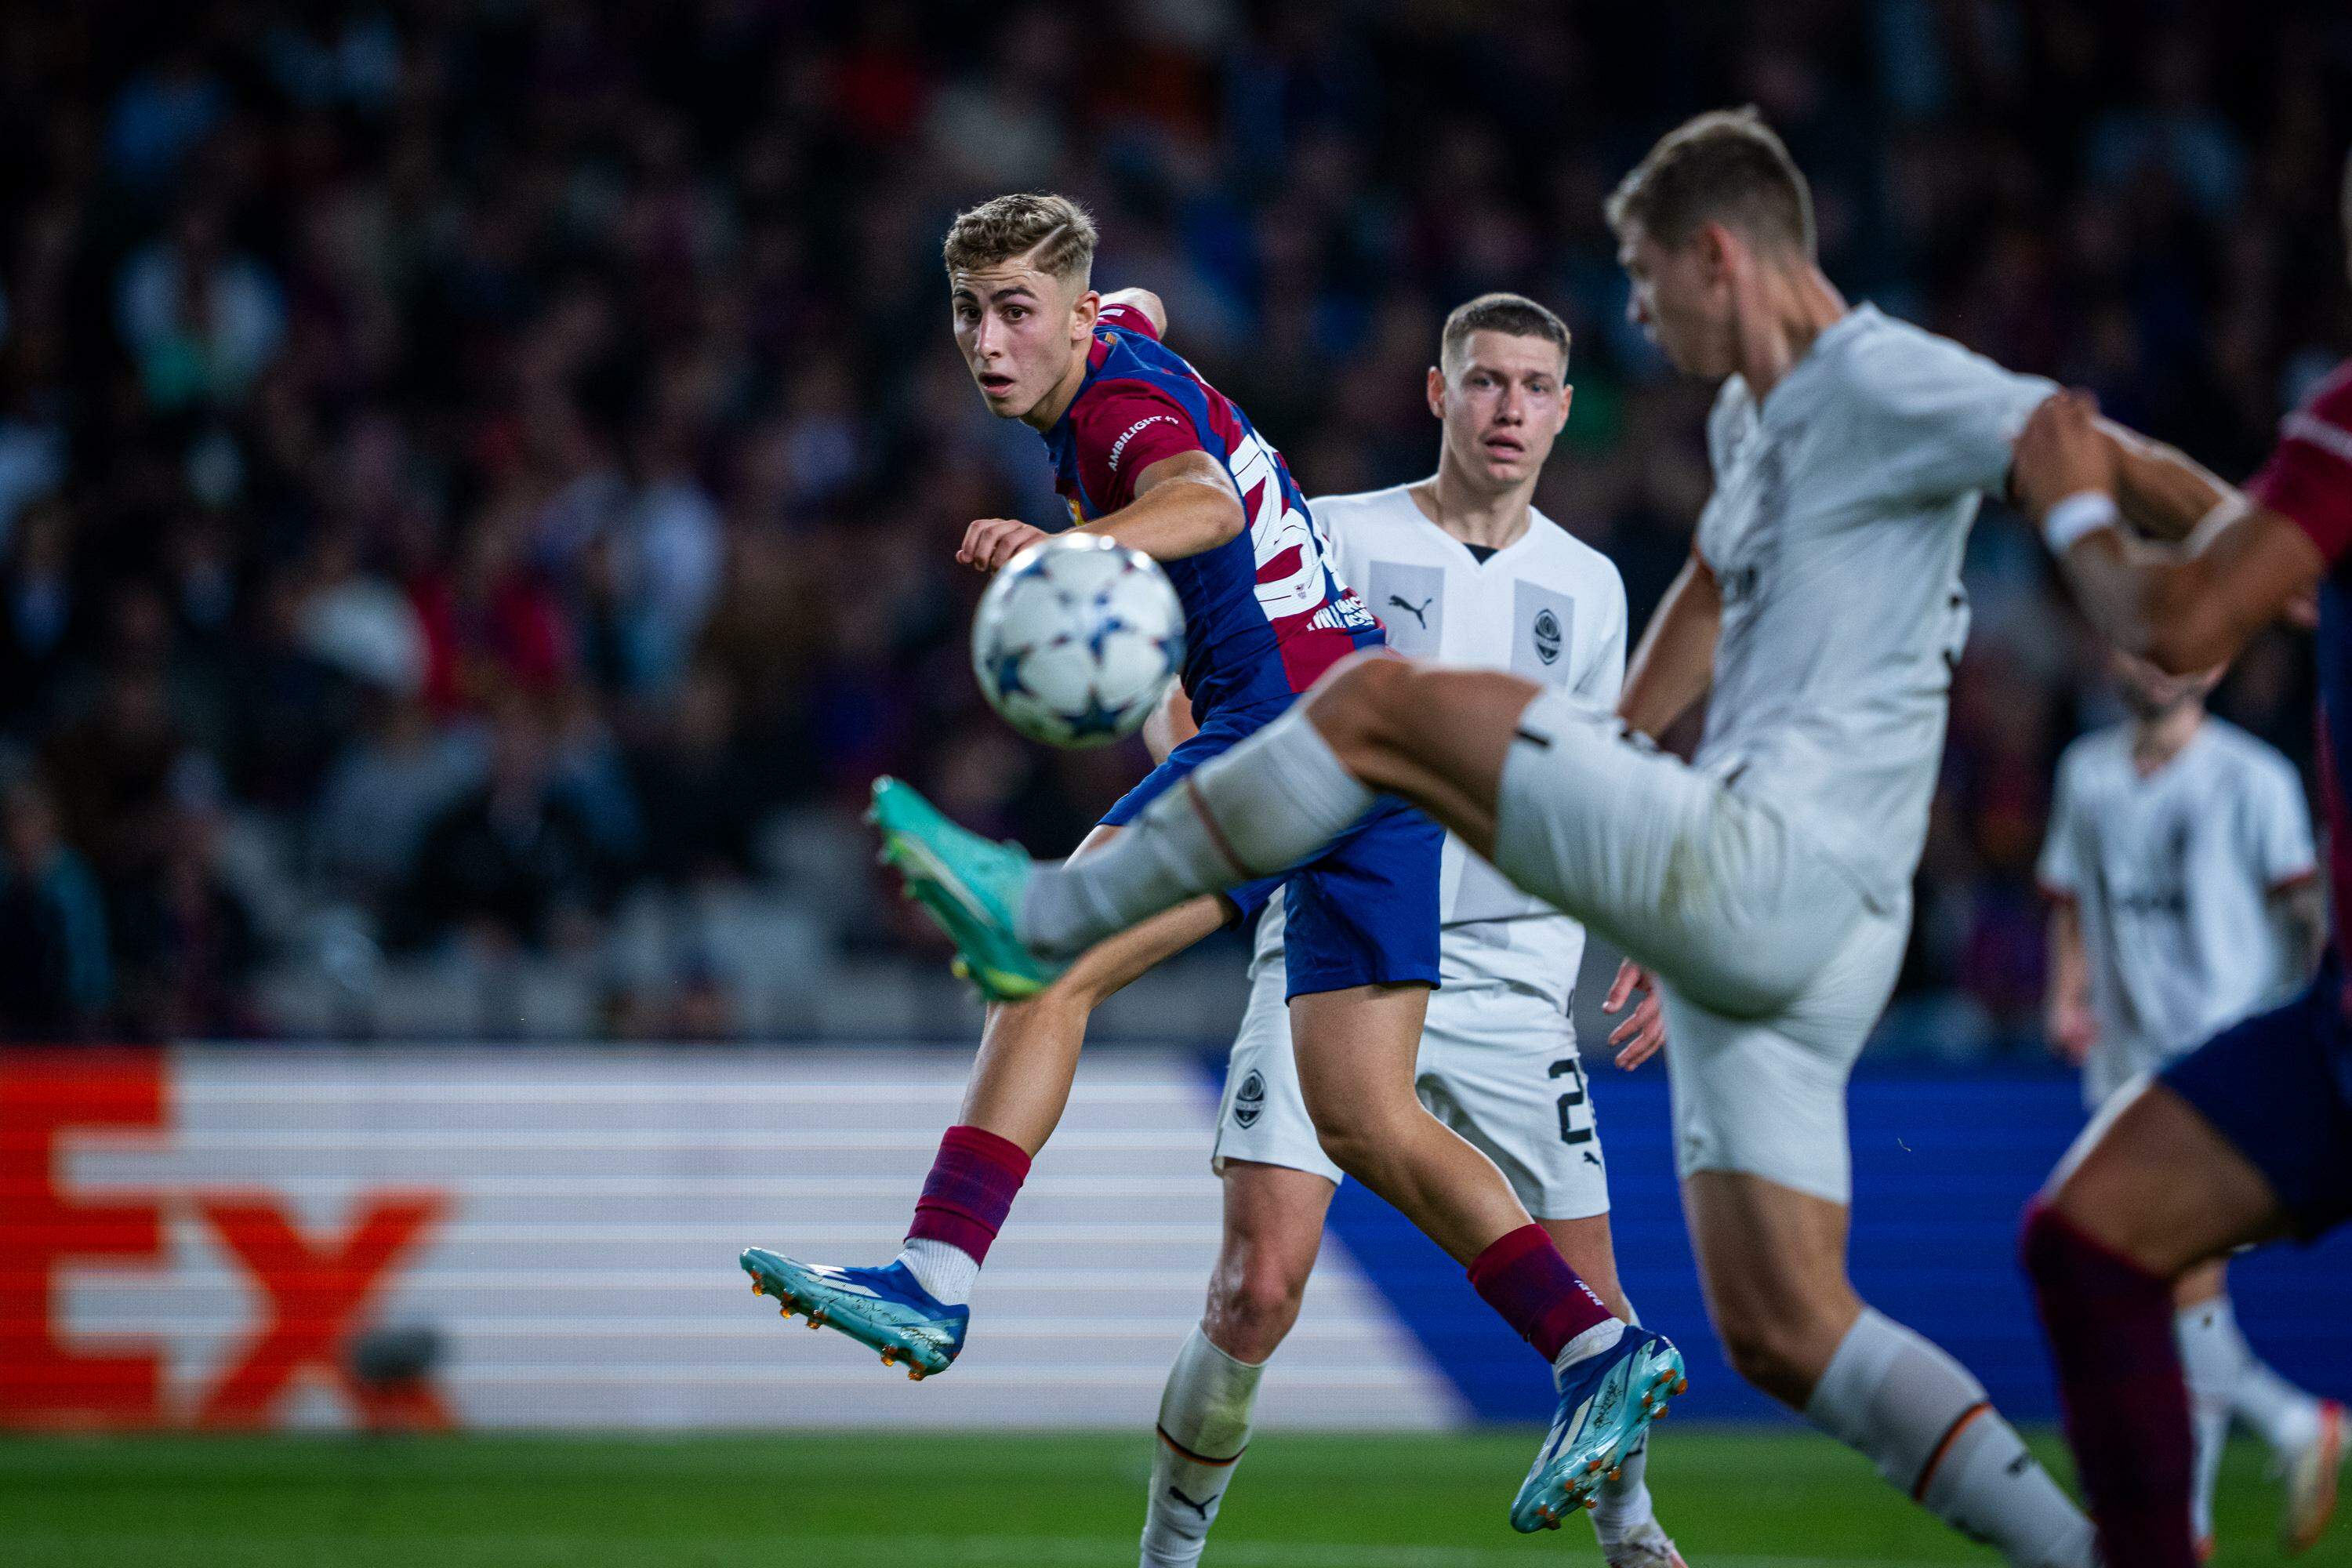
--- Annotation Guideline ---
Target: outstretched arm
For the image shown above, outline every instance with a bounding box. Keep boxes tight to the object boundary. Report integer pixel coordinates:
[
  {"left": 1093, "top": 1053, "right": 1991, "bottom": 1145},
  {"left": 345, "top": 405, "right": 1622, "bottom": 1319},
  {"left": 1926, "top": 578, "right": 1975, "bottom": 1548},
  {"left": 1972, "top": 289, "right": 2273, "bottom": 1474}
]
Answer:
[
  {"left": 958, "top": 448, "right": 1245, "bottom": 572},
  {"left": 2016, "top": 393, "right": 2324, "bottom": 673},
  {"left": 1617, "top": 547, "right": 1721, "bottom": 739}
]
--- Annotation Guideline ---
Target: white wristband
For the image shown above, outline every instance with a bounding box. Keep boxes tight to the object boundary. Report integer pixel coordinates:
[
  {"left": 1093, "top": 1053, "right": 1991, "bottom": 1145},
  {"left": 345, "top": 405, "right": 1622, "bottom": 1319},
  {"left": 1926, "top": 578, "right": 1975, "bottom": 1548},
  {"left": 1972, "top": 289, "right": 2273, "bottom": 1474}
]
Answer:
[{"left": 2042, "top": 490, "right": 2119, "bottom": 555}]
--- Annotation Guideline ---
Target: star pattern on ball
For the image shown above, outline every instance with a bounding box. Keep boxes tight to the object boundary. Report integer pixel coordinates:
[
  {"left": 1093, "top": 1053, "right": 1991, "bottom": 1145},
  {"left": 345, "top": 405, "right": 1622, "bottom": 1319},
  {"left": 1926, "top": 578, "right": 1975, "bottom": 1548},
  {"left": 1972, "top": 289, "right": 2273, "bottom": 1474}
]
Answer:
[
  {"left": 989, "top": 646, "right": 1033, "bottom": 701},
  {"left": 1064, "top": 690, "right": 1130, "bottom": 741}
]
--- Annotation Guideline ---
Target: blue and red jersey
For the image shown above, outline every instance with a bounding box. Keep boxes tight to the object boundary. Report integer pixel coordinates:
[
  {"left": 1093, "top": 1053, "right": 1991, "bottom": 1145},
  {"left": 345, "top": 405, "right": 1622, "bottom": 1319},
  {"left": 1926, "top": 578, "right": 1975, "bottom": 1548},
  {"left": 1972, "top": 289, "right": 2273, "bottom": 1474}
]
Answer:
[
  {"left": 2248, "top": 359, "right": 2352, "bottom": 1060},
  {"left": 1041, "top": 302, "right": 1381, "bottom": 720}
]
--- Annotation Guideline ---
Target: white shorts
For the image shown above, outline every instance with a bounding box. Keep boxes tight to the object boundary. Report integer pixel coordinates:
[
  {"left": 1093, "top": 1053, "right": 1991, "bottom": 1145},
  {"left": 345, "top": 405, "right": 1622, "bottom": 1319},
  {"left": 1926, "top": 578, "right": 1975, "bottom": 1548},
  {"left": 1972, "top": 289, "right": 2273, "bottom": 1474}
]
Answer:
[
  {"left": 1494, "top": 688, "right": 1872, "bottom": 1019},
  {"left": 1210, "top": 961, "right": 1611, "bottom": 1220},
  {"left": 1657, "top": 898, "right": 1910, "bottom": 1204},
  {"left": 1494, "top": 687, "right": 1906, "bottom": 1204}
]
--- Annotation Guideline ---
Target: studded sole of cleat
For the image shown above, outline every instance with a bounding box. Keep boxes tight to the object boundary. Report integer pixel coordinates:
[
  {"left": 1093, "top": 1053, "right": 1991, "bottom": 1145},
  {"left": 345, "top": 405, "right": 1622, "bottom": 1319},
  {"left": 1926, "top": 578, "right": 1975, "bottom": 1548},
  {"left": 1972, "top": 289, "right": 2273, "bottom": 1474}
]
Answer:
[{"left": 741, "top": 1254, "right": 959, "bottom": 1379}]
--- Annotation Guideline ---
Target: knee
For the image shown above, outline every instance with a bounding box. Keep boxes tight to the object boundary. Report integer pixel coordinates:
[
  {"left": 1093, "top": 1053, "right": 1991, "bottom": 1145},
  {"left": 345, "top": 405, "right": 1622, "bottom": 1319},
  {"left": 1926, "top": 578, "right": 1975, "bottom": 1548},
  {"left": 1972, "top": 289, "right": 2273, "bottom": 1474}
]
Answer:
[
  {"left": 1308, "top": 1111, "right": 1402, "bottom": 1185},
  {"left": 1713, "top": 1314, "right": 1823, "bottom": 1406},
  {"left": 1205, "top": 1257, "right": 1312, "bottom": 1363},
  {"left": 1303, "top": 653, "right": 1414, "bottom": 776}
]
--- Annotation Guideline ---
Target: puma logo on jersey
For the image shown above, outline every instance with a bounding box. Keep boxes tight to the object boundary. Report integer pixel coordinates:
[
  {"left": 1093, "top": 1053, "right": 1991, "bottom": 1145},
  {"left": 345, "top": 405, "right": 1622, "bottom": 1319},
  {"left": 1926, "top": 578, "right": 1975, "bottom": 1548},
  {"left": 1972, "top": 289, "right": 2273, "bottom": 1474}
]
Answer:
[{"left": 1388, "top": 593, "right": 1433, "bottom": 629}]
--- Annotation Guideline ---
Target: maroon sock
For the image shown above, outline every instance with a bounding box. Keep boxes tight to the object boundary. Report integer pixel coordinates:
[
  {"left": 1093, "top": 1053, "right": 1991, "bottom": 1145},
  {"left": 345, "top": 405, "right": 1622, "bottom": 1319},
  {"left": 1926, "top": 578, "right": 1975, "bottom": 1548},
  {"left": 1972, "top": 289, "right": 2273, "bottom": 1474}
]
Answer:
[
  {"left": 1467, "top": 1223, "right": 1615, "bottom": 1364},
  {"left": 906, "top": 1124, "right": 1032, "bottom": 1265},
  {"left": 2020, "top": 1199, "right": 2198, "bottom": 1568}
]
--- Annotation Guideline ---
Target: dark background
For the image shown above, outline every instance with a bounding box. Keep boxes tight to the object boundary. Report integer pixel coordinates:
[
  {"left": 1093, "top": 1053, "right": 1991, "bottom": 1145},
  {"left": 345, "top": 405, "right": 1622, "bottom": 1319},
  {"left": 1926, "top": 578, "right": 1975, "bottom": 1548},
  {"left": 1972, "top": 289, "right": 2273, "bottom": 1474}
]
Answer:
[{"left": 0, "top": 0, "right": 2346, "bottom": 1047}]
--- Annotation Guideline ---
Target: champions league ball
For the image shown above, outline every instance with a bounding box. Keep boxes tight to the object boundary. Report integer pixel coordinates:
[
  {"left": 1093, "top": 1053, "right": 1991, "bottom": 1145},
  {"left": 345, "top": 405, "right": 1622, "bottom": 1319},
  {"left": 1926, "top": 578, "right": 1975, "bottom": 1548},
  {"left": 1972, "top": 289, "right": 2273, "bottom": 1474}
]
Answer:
[{"left": 972, "top": 534, "right": 1186, "bottom": 748}]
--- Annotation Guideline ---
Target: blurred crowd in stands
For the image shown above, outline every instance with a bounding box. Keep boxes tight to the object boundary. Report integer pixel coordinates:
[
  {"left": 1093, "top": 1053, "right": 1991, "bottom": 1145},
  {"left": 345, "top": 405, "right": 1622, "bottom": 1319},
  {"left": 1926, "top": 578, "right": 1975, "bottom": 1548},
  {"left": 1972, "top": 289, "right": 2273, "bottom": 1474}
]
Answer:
[{"left": 0, "top": 0, "right": 2346, "bottom": 1045}]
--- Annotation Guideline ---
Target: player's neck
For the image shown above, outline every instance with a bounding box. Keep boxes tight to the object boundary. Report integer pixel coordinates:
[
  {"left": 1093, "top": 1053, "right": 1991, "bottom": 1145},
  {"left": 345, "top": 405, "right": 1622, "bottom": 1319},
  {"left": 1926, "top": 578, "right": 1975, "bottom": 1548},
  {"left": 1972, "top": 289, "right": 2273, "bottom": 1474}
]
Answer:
[
  {"left": 1733, "top": 262, "right": 1849, "bottom": 400},
  {"left": 1414, "top": 467, "right": 1534, "bottom": 552},
  {"left": 2130, "top": 704, "right": 2205, "bottom": 775},
  {"left": 1022, "top": 354, "right": 1093, "bottom": 432}
]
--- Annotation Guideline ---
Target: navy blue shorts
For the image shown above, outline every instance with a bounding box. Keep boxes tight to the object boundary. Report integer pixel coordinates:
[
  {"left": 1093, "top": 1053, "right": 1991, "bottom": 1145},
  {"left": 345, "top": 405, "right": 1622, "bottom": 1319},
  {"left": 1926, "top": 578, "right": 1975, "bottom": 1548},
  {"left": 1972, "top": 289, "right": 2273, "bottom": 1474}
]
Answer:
[
  {"left": 2159, "top": 964, "right": 2352, "bottom": 1239},
  {"left": 1100, "top": 704, "right": 1440, "bottom": 998}
]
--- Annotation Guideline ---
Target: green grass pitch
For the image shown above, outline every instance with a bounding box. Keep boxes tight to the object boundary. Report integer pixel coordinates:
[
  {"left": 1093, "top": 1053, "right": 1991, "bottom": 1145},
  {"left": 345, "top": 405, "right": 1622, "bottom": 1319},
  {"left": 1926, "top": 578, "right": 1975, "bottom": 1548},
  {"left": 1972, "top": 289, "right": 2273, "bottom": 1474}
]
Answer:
[{"left": 1, "top": 1428, "right": 2342, "bottom": 1566}]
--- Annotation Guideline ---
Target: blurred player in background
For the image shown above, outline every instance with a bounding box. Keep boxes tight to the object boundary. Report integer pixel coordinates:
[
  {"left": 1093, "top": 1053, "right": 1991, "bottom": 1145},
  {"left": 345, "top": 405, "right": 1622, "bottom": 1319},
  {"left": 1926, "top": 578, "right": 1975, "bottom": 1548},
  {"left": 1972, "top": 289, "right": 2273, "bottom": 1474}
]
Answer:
[
  {"left": 2015, "top": 143, "right": 2352, "bottom": 1568},
  {"left": 875, "top": 107, "right": 2263, "bottom": 1566},
  {"left": 2038, "top": 651, "right": 2337, "bottom": 1556},
  {"left": 749, "top": 195, "right": 1683, "bottom": 1532},
  {"left": 1136, "top": 295, "right": 1685, "bottom": 1568}
]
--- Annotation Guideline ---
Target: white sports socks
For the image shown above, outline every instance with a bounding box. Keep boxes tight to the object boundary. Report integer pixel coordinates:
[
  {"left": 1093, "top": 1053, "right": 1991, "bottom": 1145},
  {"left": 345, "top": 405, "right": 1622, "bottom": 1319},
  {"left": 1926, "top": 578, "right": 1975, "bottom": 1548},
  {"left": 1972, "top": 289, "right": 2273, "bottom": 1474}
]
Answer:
[
  {"left": 1140, "top": 1327, "right": 1266, "bottom": 1568},
  {"left": 2176, "top": 1298, "right": 2240, "bottom": 1541},
  {"left": 1024, "top": 705, "right": 1376, "bottom": 957},
  {"left": 896, "top": 1237, "right": 979, "bottom": 1307},
  {"left": 1806, "top": 1308, "right": 2096, "bottom": 1568},
  {"left": 1592, "top": 1305, "right": 1660, "bottom": 1550},
  {"left": 2213, "top": 1294, "right": 2327, "bottom": 1456}
]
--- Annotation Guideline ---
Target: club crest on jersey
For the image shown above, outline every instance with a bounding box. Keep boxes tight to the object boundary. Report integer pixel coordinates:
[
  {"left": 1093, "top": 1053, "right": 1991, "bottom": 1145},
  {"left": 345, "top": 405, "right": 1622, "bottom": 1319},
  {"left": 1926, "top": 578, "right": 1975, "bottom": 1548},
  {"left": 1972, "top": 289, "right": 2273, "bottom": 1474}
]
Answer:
[
  {"left": 1533, "top": 608, "right": 1563, "bottom": 664},
  {"left": 1232, "top": 1070, "right": 1266, "bottom": 1128}
]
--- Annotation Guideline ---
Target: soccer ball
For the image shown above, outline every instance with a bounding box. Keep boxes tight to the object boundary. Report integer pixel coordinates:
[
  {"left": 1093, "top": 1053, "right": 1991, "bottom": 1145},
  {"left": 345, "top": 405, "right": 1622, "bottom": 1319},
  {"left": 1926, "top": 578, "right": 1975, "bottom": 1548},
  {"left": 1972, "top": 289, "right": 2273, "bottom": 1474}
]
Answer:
[{"left": 971, "top": 534, "right": 1186, "bottom": 748}]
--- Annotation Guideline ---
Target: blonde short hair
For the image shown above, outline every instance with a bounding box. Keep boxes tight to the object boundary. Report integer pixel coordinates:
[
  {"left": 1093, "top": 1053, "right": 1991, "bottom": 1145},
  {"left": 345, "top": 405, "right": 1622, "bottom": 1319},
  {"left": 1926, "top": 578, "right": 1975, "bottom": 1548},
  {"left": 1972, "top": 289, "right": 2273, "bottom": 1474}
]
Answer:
[{"left": 943, "top": 193, "right": 1098, "bottom": 285}]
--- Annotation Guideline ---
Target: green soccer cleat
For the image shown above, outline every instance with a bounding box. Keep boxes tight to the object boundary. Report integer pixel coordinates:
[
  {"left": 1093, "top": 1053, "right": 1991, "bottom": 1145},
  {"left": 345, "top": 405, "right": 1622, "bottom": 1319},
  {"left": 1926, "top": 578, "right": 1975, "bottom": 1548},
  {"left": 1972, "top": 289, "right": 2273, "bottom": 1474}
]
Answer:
[{"left": 868, "top": 776, "right": 1069, "bottom": 1002}]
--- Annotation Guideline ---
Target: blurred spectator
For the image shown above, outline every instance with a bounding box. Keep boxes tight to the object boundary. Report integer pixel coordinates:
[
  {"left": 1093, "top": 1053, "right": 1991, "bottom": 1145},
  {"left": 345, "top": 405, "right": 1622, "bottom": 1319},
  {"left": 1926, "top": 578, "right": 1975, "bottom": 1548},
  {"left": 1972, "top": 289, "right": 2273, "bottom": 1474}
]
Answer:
[
  {"left": 0, "top": 776, "right": 112, "bottom": 1039},
  {"left": 397, "top": 696, "right": 617, "bottom": 954},
  {"left": 0, "top": 1, "right": 2341, "bottom": 1043}
]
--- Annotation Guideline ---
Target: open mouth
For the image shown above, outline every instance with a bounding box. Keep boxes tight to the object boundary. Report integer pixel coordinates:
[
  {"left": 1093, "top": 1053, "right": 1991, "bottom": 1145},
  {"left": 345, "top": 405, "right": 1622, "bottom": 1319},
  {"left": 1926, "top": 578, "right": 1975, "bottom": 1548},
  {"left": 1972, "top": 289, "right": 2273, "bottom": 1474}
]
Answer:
[
  {"left": 978, "top": 372, "right": 1017, "bottom": 395},
  {"left": 1483, "top": 436, "right": 1526, "bottom": 460}
]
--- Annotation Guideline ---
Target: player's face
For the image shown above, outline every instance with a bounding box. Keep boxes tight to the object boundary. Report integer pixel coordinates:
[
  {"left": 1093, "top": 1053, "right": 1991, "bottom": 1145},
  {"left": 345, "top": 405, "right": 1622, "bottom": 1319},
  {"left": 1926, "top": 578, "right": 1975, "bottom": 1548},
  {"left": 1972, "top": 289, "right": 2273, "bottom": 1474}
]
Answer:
[
  {"left": 949, "top": 263, "right": 1098, "bottom": 424},
  {"left": 1618, "top": 223, "right": 1736, "bottom": 378},
  {"left": 2112, "top": 650, "right": 2220, "bottom": 719},
  {"left": 1430, "top": 331, "right": 1571, "bottom": 489}
]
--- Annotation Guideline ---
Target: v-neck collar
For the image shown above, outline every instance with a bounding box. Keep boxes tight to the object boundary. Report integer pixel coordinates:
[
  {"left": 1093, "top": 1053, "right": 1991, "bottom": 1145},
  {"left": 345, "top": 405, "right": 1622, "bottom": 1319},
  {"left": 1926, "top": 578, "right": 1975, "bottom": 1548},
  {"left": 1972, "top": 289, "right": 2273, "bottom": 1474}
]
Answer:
[{"left": 1403, "top": 481, "right": 1542, "bottom": 572}]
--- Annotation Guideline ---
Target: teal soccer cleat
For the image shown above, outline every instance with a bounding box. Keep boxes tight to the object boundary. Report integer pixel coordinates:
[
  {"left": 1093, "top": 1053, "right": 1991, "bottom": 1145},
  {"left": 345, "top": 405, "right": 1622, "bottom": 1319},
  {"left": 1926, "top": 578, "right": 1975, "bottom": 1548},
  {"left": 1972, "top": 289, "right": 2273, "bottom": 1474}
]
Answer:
[
  {"left": 741, "top": 1249, "right": 969, "bottom": 1380},
  {"left": 868, "top": 776, "right": 1068, "bottom": 1002},
  {"left": 1512, "top": 1327, "right": 1687, "bottom": 1533}
]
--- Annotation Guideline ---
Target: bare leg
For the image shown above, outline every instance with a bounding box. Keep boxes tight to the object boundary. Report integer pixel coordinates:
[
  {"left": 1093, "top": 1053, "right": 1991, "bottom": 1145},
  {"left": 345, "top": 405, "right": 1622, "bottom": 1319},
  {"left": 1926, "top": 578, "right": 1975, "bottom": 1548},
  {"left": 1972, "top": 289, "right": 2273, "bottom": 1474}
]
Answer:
[
  {"left": 2043, "top": 1082, "right": 2289, "bottom": 1271},
  {"left": 1142, "top": 1162, "right": 1334, "bottom": 1568},
  {"left": 1290, "top": 982, "right": 1534, "bottom": 1263},
  {"left": 1690, "top": 1170, "right": 2093, "bottom": 1566},
  {"left": 1679, "top": 1171, "right": 1860, "bottom": 1406},
  {"left": 962, "top": 824, "right": 1233, "bottom": 1154},
  {"left": 1303, "top": 658, "right": 1538, "bottom": 860},
  {"left": 1200, "top": 1162, "right": 1337, "bottom": 1361},
  {"left": 2024, "top": 1083, "right": 2295, "bottom": 1568}
]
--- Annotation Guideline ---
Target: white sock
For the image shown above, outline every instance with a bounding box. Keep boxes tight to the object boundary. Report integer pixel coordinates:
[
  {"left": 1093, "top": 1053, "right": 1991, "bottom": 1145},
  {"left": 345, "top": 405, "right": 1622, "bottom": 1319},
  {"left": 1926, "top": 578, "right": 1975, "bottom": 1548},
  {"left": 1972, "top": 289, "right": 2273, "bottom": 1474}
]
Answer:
[
  {"left": 1140, "top": 1327, "right": 1265, "bottom": 1568},
  {"left": 1023, "top": 704, "right": 1375, "bottom": 956},
  {"left": 895, "top": 1237, "right": 979, "bottom": 1307},
  {"left": 1592, "top": 1304, "right": 1660, "bottom": 1548},
  {"left": 2215, "top": 1294, "right": 2327, "bottom": 1455},
  {"left": 1806, "top": 1308, "right": 2096, "bottom": 1568},
  {"left": 2176, "top": 1298, "right": 2240, "bottom": 1541}
]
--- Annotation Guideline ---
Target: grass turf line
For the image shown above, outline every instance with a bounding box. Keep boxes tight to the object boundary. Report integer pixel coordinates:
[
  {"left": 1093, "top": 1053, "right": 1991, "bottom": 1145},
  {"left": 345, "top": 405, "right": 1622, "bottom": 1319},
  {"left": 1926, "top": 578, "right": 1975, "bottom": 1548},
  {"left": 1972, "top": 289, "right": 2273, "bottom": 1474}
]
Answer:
[{"left": 0, "top": 1428, "right": 2343, "bottom": 1567}]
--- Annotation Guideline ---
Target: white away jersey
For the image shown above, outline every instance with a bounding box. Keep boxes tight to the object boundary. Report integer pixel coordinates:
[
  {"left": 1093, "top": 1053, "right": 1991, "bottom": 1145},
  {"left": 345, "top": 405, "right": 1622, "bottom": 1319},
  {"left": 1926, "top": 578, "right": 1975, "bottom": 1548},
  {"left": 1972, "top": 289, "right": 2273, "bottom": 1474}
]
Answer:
[
  {"left": 1697, "top": 303, "right": 2056, "bottom": 913},
  {"left": 2038, "top": 720, "right": 2317, "bottom": 1105},
  {"left": 1253, "top": 484, "right": 1628, "bottom": 1011}
]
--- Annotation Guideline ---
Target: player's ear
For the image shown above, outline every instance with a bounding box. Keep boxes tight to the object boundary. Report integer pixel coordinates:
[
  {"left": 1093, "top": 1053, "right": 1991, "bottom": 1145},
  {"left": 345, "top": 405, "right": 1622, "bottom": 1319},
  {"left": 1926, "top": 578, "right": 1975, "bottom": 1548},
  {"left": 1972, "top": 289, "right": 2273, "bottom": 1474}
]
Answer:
[
  {"left": 1071, "top": 288, "right": 1102, "bottom": 341},
  {"left": 1697, "top": 222, "right": 1737, "bottom": 285},
  {"left": 1557, "top": 382, "right": 1573, "bottom": 431},
  {"left": 1425, "top": 365, "right": 1446, "bottom": 419}
]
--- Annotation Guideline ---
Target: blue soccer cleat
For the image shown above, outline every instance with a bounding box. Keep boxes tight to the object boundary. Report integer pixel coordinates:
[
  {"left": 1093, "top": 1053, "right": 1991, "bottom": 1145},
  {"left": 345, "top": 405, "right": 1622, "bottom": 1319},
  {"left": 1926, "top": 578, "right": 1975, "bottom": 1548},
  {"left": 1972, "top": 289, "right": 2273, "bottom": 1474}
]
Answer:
[
  {"left": 1512, "top": 1327, "right": 1688, "bottom": 1534},
  {"left": 868, "top": 775, "right": 1068, "bottom": 1002},
  {"left": 740, "top": 1248, "right": 969, "bottom": 1381}
]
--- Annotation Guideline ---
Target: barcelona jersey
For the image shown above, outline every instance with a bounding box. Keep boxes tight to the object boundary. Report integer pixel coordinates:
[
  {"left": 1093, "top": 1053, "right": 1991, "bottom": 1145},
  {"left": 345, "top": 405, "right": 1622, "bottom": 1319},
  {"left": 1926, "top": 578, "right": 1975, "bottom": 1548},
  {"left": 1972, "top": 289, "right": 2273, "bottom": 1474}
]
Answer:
[{"left": 1040, "top": 303, "right": 1383, "bottom": 720}]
